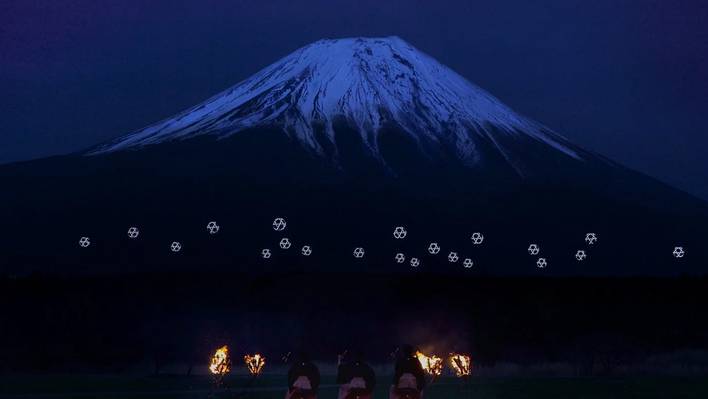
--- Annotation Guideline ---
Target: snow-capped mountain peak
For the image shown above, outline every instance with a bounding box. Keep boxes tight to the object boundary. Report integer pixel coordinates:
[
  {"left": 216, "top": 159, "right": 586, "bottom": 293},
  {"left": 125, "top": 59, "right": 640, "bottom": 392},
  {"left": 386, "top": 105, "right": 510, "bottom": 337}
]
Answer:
[{"left": 89, "top": 36, "right": 581, "bottom": 169}]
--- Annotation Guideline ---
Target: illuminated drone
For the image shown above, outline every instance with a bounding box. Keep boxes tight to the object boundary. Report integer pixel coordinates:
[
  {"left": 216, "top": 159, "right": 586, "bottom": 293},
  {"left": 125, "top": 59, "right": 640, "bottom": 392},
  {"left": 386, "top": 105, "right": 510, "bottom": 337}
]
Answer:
[
  {"left": 528, "top": 244, "right": 539, "bottom": 255},
  {"left": 127, "top": 227, "right": 139, "bottom": 239},
  {"left": 206, "top": 221, "right": 220, "bottom": 235},
  {"left": 78, "top": 237, "right": 91, "bottom": 248},
  {"left": 170, "top": 241, "right": 182, "bottom": 252},
  {"left": 393, "top": 226, "right": 408, "bottom": 239},
  {"left": 575, "top": 250, "right": 587, "bottom": 261},
  {"left": 353, "top": 247, "right": 365, "bottom": 258},
  {"left": 428, "top": 242, "right": 441, "bottom": 255},
  {"left": 279, "top": 238, "right": 292, "bottom": 249},
  {"left": 301, "top": 245, "right": 312, "bottom": 256},
  {"left": 273, "top": 217, "right": 287, "bottom": 231},
  {"left": 470, "top": 232, "right": 484, "bottom": 245}
]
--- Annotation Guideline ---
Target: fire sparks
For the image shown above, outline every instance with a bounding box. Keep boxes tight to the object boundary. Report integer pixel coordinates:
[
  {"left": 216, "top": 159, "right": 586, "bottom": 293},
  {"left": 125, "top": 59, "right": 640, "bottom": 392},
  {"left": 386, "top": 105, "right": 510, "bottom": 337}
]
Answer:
[
  {"left": 416, "top": 351, "right": 444, "bottom": 376},
  {"left": 449, "top": 353, "right": 472, "bottom": 377},
  {"left": 209, "top": 345, "right": 231, "bottom": 375},
  {"left": 244, "top": 353, "right": 266, "bottom": 376}
]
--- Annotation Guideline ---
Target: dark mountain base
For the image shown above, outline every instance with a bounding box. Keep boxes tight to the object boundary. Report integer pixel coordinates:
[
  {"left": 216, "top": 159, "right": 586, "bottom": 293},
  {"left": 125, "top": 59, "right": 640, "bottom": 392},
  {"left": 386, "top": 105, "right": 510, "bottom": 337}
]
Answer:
[
  {"left": 1, "top": 131, "right": 707, "bottom": 276},
  {"left": 2, "top": 273, "right": 708, "bottom": 373}
]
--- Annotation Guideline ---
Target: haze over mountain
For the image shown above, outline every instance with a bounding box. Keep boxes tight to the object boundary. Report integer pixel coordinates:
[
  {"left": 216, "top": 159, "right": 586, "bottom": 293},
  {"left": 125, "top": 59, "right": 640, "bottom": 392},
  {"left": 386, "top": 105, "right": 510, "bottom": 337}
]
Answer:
[{"left": 1, "top": 37, "right": 706, "bottom": 276}]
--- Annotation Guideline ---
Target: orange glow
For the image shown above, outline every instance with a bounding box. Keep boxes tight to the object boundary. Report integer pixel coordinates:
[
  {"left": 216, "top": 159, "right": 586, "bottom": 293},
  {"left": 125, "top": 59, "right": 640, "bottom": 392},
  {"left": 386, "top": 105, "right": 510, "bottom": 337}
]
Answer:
[
  {"left": 244, "top": 353, "right": 266, "bottom": 376},
  {"left": 209, "top": 345, "right": 231, "bottom": 375},
  {"left": 416, "top": 351, "right": 444, "bottom": 376},
  {"left": 449, "top": 353, "right": 472, "bottom": 377}
]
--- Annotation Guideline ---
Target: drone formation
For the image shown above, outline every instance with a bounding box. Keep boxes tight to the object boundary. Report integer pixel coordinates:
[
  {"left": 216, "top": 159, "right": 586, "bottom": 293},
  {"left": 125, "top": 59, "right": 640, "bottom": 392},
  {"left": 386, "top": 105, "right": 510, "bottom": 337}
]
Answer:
[
  {"left": 78, "top": 218, "right": 687, "bottom": 269},
  {"left": 527, "top": 232, "right": 599, "bottom": 269}
]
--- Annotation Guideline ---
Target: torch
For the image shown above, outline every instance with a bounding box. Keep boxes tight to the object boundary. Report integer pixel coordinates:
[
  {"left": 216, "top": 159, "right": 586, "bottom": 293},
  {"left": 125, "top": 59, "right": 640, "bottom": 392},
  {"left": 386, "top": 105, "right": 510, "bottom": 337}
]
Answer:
[
  {"left": 244, "top": 353, "right": 266, "bottom": 377},
  {"left": 449, "top": 353, "right": 472, "bottom": 398},
  {"left": 415, "top": 351, "right": 444, "bottom": 384},
  {"left": 208, "top": 345, "right": 232, "bottom": 398},
  {"left": 449, "top": 353, "right": 472, "bottom": 378}
]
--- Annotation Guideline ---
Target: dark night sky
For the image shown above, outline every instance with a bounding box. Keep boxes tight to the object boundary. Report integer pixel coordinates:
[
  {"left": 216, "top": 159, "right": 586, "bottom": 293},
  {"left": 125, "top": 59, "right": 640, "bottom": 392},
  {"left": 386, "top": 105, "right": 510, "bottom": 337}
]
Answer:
[{"left": 2, "top": 0, "right": 707, "bottom": 199}]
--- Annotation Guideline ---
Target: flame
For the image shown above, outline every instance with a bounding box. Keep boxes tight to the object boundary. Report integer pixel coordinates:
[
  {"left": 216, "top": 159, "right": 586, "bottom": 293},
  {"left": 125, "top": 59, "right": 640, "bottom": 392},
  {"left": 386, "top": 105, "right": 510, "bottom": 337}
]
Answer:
[
  {"left": 416, "top": 351, "right": 444, "bottom": 376},
  {"left": 449, "top": 353, "right": 472, "bottom": 377},
  {"left": 209, "top": 345, "right": 231, "bottom": 375},
  {"left": 244, "top": 353, "right": 266, "bottom": 376}
]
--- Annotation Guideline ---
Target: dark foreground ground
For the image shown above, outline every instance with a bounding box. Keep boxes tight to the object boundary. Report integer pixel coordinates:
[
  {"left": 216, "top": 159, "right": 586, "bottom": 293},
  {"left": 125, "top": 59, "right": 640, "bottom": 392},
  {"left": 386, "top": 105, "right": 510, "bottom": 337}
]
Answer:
[
  {"left": 2, "top": 274, "right": 708, "bottom": 373},
  {"left": 1, "top": 374, "right": 708, "bottom": 399},
  {"left": 2, "top": 273, "right": 708, "bottom": 398}
]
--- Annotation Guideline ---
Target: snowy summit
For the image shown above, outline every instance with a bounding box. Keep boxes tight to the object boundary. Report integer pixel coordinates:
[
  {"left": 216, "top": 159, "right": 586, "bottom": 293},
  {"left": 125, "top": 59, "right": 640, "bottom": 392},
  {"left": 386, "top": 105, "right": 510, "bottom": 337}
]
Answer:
[{"left": 89, "top": 36, "right": 581, "bottom": 170}]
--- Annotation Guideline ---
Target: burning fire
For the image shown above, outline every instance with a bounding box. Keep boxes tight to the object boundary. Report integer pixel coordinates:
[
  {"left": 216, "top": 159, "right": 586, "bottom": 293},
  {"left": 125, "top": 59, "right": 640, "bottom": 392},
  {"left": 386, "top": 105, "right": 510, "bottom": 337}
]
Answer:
[
  {"left": 244, "top": 353, "right": 266, "bottom": 376},
  {"left": 416, "top": 351, "right": 444, "bottom": 376},
  {"left": 209, "top": 345, "right": 231, "bottom": 375},
  {"left": 449, "top": 353, "right": 472, "bottom": 377}
]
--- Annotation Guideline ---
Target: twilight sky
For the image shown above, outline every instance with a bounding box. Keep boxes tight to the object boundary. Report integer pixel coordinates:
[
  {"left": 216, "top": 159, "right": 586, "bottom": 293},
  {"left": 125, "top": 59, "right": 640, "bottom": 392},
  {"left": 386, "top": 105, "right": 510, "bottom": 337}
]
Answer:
[{"left": 2, "top": 0, "right": 707, "bottom": 198}]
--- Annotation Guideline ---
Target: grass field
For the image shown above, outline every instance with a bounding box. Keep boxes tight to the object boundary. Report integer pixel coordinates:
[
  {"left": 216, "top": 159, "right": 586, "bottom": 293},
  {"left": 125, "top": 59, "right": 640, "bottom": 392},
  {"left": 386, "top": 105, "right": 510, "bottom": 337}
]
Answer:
[{"left": 1, "top": 374, "right": 708, "bottom": 398}]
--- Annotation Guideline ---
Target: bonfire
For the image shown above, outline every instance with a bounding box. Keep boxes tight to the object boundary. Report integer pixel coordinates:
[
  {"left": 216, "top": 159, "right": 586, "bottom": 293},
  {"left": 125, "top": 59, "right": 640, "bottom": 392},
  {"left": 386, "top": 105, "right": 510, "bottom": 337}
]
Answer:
[
  {"left": 416, "top": 351, "right": 444, "bottom": 377},
  {"left": 449, "top": 353, "right": 472, "bottom": 377},
  {"left": 244, "top": 353, "right": 266, "bottom": 377},
  {"left": 209, "top": 345, "right": 231, "bottom": 376}
]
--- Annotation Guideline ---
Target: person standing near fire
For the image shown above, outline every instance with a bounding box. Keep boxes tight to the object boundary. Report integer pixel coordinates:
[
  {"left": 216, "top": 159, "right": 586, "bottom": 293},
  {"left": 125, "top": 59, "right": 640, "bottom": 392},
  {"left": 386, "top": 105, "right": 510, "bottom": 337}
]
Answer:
[
  {"left": 389, "top": 345, "right": 426, "bottom": 399},
  {"left": 337, "top": 349, "right": 377, "bottom": 399},
  {"left": 285, "top": 352, "right": 321, "bottom": 399}
]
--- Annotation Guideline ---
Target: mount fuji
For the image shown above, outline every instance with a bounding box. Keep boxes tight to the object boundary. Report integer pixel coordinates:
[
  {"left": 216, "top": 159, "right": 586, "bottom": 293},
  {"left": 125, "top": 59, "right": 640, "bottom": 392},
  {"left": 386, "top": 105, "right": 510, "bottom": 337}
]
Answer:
[
  {"left": 1, "top": 37, "right": 706, "bottom": 276},
  {"left": 88, "top": 36, "right": 591, "bottom": 179}
]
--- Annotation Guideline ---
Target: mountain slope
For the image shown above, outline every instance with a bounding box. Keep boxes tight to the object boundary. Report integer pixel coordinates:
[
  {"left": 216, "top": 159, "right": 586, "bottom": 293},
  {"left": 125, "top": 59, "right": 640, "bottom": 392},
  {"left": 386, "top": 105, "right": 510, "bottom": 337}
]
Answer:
[{"left": 88, "top": 36, "right": 585, "bottom": 177}]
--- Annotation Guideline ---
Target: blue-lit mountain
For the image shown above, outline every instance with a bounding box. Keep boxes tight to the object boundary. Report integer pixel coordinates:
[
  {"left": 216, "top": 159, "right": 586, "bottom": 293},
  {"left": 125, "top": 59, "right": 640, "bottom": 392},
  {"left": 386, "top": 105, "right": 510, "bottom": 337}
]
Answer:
[{"left": 89, "top": 36, "right": 590, "bottom": 178}]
